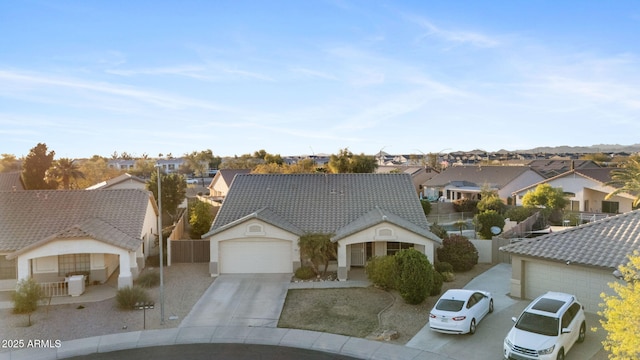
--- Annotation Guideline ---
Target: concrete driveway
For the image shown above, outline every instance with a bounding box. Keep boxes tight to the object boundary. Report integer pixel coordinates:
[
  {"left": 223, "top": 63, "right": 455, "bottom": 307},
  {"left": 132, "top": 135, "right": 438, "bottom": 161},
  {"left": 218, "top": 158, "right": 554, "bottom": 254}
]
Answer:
[
  {"left": 406, "top": 264, "right": 608, "bottom": 360},
  {"left": 180, "top": 273, "right": 290, "bottom": 328}
]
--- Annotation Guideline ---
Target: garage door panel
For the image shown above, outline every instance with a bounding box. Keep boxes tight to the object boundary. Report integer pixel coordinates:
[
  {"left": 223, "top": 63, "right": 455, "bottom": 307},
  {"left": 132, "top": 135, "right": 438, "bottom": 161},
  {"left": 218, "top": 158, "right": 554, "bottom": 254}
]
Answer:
[
  {"left": 220, "top": 239, "right": 292, "bottom": 274},
  {"left": 524, "top": 261, "right": 612, "bottom": 313}
]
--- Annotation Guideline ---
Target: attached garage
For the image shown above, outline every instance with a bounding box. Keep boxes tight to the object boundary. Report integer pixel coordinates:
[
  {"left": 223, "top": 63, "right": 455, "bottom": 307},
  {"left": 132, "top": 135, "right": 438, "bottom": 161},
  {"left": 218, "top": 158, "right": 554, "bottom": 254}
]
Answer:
[
  {"left": 524, "top": 259, "right": 614, "bottom": 312},
  {"left": 219, "top": 239, "right": 293, "bottom": 274}
]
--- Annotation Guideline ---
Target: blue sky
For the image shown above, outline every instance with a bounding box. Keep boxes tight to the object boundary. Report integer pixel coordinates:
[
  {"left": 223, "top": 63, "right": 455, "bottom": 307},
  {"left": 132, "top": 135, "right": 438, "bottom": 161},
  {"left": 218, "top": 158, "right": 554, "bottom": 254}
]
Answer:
[{"left": 1, "top": 1, "right": 639, "bottom": 159}]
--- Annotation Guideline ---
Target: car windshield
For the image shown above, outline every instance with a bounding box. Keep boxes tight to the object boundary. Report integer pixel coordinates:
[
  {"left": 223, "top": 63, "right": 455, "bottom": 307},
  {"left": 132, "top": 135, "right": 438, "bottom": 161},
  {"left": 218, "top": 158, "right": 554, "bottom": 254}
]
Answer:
[
  {"left": 435, "top": 299, "right": 465, "bottom": 312},
  {"left": 515, "top": 312, "right": 559, "bottom": 336}
]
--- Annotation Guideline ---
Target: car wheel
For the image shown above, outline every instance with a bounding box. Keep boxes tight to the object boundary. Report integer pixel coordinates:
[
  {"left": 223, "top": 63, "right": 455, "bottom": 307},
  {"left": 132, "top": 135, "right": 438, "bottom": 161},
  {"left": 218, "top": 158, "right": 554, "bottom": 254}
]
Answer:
[
  {"left": 468, "top": 319, "right": 476, "bottom": 335},
  {"left": 489, "top": 299, "right": 494, "bottom": 313},
  {"left": 577, "top": 322, "right": 586, "bottom": 343},
  {"left": 556, "top": 348, "right": 564, "bottom": 360}
]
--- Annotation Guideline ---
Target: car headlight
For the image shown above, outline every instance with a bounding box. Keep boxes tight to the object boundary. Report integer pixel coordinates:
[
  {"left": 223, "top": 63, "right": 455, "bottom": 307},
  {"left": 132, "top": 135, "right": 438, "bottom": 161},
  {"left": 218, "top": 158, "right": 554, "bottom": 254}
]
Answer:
[
  {"left": 504, "top": 338, "right": 513, "bottom": 348},
  {"left": 538, "top": 345, "right": 555, "bottom": 355}
]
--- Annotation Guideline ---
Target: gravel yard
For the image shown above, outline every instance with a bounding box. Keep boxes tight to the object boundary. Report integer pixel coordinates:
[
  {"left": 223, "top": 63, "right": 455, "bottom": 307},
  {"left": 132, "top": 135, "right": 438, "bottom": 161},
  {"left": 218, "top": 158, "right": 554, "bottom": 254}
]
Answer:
[
  {"left": 0, "top": 263, "right": 214, "bottom": 353},
  {"left": 279, "top": 263, "right": 495, "bottom": 345}
]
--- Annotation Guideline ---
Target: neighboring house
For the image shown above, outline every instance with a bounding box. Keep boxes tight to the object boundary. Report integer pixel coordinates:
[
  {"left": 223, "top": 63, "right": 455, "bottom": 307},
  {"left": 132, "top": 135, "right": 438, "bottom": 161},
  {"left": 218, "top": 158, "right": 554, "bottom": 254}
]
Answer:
[
  {"left": 0, "top": 189, "right": 158, "bottom": 291},
  {"left": 524, "top": 159, "right": 601, "bottom": 179},
  {"left": 375, "top": 166, "right": 439, "bottom": 197},
  {"left": 107, "top": 158, "right": 186, "bottom": 173},
  {"left": 512, "top": 168, "right": 636, "bottom": 215},
  {"left": 202, "top": 173, "right": 441, "bottom": 280},
  {"left": 421, "top": 165, "right": 545, "bottom": 203},
  {"left": 207, "top": 169, "right": 251, "bottom": 199},
  {"left": 500, "top": 210, "right": 640, "bottom": 312},
  {"left": 85, "top": 173, "right": 147, "bottom": 190},
  {"left": 0, "top": 171, "right": 24, "bottom": 191}
]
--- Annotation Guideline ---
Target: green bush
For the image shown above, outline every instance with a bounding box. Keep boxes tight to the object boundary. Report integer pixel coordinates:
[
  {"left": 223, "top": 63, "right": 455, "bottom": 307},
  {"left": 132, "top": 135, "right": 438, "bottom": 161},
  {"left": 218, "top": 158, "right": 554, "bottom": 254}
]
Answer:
[
  {"left": 452, "top": 198, "right": 478, "bottom": 213},
  {"left": 116, "top": 286, "right": 151, "bottom": 310},
  {"left": 477, "top": 195, "right": 507, "bottom": 214},
  {"left": 504, "top": 206, "right": 538, "bottom": 222},
  {"left": 365, "top": 255, "right": 398, "bottom": 290},
  {"left": 430, "top": 271, "right": 444, "bottom": 296},
  {"left": 475, "top": 210, "right": 506, "bottom": 239},
  {"left": 420, "top": 200, "right": 432, "bottom": 216},
  {"left": 441, "top": 271, "right": 455, "bottom": 282},
  {"left": 294, "top": 266, "right": 316, "bottom": 280},
  {"left": 430, "top": 223, "right": 448, "bottom": 239},
  {"left": 136, "top": 271, "right": 160, "bottom": 288},
  {"left": 395, "top": 249, "right": 434, "bottom": 305},
  {"left": 435, "top": 261, "right": 454, "bottom": 273},
  {"left": 436, "top": 234, "right": 479, "bottom": 272}
]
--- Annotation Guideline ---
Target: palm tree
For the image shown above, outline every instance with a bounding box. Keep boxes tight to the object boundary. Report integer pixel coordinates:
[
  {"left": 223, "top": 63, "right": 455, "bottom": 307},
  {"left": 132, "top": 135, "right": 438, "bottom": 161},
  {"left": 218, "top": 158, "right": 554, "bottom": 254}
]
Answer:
[
  {"left": 47, "top": 158, "right": 85, "bottom": 189},
  {"left": 453, "top": 220, "right": 468, "bottom": 235},
  {"left": 606, "top": 155, "right": 640, "bottom": 207}
]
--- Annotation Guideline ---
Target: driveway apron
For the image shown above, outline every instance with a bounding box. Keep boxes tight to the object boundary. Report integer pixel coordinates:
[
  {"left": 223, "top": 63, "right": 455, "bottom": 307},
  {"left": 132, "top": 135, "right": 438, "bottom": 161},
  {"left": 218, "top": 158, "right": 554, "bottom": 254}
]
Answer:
[{"left": 180, "top": 273, "right": 291, "bottom": 328}]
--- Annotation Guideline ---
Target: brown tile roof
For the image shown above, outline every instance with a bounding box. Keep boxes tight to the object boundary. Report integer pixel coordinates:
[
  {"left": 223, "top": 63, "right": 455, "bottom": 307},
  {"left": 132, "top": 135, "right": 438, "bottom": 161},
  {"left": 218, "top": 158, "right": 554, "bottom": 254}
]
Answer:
[
  {"left": 500, "top": 210, "right": 640, "bottom": 269},
  {"left": 0, "top": 189, "right": 154, "bottom": 254},
  {"left": 0, "top": 172, "right": 24, "bottom": 191},
  {"left": 205, "top": 173, "right": 439, "bottom": 242},
  {"left": 423, "top": 165, "right": 537, "bottom": 188}
]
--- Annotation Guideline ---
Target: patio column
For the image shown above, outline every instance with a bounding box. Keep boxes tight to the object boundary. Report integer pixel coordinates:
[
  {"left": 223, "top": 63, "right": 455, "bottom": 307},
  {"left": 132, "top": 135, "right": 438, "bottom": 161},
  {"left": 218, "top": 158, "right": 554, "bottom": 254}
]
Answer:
[
  {"left": 337, "top": 243, "right": 347, "bottom": 281},
  {"left": 118, "top": 252, "right": 133, "bottom": 288}
]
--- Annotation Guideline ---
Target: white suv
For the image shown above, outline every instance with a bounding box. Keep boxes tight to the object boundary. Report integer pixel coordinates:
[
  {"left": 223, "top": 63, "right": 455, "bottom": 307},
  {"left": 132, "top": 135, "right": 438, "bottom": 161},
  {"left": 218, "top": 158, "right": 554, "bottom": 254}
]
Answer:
[{"left": 504, "top": 292, "right": 586, "bottom": 360}]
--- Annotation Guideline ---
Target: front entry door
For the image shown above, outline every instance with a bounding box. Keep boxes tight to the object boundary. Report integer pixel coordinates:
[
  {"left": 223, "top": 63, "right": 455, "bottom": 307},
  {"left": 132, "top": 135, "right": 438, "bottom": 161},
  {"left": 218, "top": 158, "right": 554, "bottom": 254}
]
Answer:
[{"left": 350, "top": 243, "right": 365, "bottom": 266}]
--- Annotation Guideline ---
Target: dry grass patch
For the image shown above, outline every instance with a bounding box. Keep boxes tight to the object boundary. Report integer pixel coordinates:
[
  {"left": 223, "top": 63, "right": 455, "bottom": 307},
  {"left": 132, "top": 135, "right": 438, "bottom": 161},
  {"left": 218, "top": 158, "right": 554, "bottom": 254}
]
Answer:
[
  {"left": 278, "top": 263, "right": 495, "bottom": 344},
  {"left": 278, "top": 287, "right": 393, "bottom": 337}
]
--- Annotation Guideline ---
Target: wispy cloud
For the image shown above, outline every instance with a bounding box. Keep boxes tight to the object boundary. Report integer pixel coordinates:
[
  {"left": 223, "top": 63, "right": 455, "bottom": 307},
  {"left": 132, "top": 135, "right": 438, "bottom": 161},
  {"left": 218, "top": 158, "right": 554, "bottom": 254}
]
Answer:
[
  {"left": 290, "top": 67, "right": 339, "bottom": 81},
  {"left": 406, "top": 15, "right": 500, "bottom": 48}
]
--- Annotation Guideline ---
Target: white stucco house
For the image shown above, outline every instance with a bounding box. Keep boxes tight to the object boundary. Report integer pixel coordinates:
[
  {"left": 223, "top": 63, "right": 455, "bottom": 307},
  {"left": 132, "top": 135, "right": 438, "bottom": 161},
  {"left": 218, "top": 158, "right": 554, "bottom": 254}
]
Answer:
[
  {"left": 202, "top": 173, "right": 442, "bottom": 280},
  {"left": 421, "top": 165, "right": 545, "bottom": 204},
  {"left": 512, "top": 168, "right": 636, "bottom": 215},
  {"left": 500, "top": 210, "right": 640, "bottom": 312},
  {"left": 0, "top": 189, "right": 158, "bottom": 292},
  {"left": 85, "top": 173, "right": 147, "bottom": 190}
]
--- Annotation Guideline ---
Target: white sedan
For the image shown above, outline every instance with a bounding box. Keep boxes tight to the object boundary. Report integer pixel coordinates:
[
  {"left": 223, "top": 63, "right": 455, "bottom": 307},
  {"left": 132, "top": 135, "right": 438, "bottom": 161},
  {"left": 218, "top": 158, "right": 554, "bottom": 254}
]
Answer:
[{"left": 429, "top": 289, "right": 493, "bottom": 335}]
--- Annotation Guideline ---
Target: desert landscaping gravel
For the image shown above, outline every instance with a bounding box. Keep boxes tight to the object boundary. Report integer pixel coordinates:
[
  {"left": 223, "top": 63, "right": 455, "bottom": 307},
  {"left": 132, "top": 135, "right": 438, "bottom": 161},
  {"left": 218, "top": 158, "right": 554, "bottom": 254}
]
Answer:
[{"left": 0, "top": 263, "right": 214, "bottom": 353}]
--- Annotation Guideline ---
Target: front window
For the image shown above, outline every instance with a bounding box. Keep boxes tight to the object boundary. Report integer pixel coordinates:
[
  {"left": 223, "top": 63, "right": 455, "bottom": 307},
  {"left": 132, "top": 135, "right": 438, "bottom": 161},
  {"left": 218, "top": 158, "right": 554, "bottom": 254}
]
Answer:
[
  {"left": 515, "top": 312, "right": 559, "bottom": 336},
  {"left": 0, "top": 256, "right": 16, "bottom": 280},
  {"left": 386, "top": 242, "right": 413, "bottom": 255},
  {"left": 58, "top": 254, "right": 90, "bottom": 276},
  {"left": 602, "top": 201, "right": 619, "bottom": 214}
]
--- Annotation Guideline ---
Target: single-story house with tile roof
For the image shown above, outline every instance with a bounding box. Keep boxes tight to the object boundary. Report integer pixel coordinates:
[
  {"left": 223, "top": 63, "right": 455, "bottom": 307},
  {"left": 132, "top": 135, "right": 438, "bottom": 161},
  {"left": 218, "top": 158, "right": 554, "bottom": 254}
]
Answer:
[
  {"left": 500, "top": 210, "right": 640, "bottom": 312},
  {"left": 512, "top": 168, "right": 636, "bottom": 215},
  {"left": 207, "top": 169, "right": 251, "bottom": 200},
  {"left": 202, "top": 173, "right": 442, "bottom": 280},
  {"left": 0, "top": 189, "right": 158, "bottom": 291},
  {"left": 375, "top": 165, "right": 439, "bottom": 197},
  {"left": 85, "top": 173, "right": 147, "bottom": 190},
  {"left": 421, "top": 165, "right": 545, "bottom": 203}
]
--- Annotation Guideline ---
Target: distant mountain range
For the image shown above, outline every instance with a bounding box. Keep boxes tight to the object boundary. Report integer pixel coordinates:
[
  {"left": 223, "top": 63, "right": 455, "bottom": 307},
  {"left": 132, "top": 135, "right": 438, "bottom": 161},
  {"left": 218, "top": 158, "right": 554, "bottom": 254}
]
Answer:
[{"left": 505, "top": 144, "right": 640, "bottom": 154}]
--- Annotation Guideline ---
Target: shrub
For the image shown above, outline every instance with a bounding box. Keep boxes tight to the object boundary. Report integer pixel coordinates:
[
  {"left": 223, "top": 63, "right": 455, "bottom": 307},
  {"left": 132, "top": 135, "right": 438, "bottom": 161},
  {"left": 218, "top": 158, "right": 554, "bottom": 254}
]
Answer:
[
  {"left": 395, "top": 249, "right": 434, "bottom": 305},
  {"left": 441, "top": 271, "right": 456, "bottom": 282},
  {"left": 420, "top": 200, "right": 432, "bottom": 216},
  {"left": 435, "top": 261, "right": 454, "bottom": 273},
  {"left": 116, "top": 286, "right": 151, "bottom": 310},
  {"left": 436, "top": 234, "right": 479, "bottom": 272},
  {"left": 477, "top": 195, "right": 507, "bottom": 214},
  {"left": 294, "top": 266, "right": 316, "bottom": 280},
  {"left": 475, "top": 210, "right": 506, "bottom": 239},
  {"left": 136, "top": 271, "right": 160, "bottom": 288},
  {"left": 365, "top": 255, "right": 398, "bottom": 290},
  {"left": 430, "top": 223, "right": 448, "bottom": 239},
  {"left": 452, "top": 198, "right": 478, "bottom": 213},
  {"left": 504, "top": 206, "right": 538, "bottom": 222},
  {"left": 430, "top": 271, "right": 444, "bottom": 296},
  {"left": 12, "top": 278, "right": 45, "bottom": 326}
]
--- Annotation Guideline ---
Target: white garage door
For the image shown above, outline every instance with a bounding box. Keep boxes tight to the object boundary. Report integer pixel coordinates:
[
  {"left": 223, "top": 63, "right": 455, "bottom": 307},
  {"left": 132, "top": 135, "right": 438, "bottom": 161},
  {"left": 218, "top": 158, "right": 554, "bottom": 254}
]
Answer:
[
  {"left": 220, "top": 239, "right": 292, "bottom": 274},
  {"left": 524, "top": 261, "right": 614, "bottom": 313}
]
